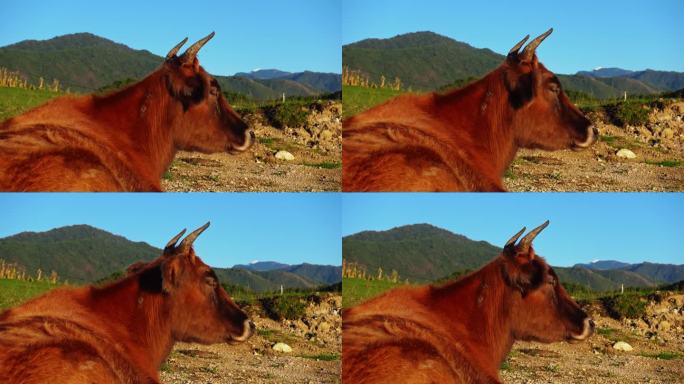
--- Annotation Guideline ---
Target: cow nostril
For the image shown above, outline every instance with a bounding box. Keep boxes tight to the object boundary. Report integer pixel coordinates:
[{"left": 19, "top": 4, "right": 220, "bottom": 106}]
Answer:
[
  {"left": 249, "top": 320, "right": 256, "bottom": 330},
  {"left": 589, "top": 319, "right": 595, "bottom": 330}
]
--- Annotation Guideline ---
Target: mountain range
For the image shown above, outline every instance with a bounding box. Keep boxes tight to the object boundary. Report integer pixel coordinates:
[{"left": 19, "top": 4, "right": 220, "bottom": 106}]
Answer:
[
  {"left": 343, "top": 224, "right": 683, "bottom": 291},
  {"left": 0, "top": 33, "right": 341, "bottom": 99},
  {"left": 0, "top": 225, "right": 341, "bottom": 291},
  {"left": 343, "top": 31, "right": 684, "bottom": 98}
]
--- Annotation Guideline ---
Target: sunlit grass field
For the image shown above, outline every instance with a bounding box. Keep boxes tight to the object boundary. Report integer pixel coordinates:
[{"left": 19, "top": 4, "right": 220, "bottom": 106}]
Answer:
[
  {"left": 342, "top": 85, "right": 406, "bottom": 119},
  {"left": 0, "top": 87, "right": 63, "bottom": 121}
]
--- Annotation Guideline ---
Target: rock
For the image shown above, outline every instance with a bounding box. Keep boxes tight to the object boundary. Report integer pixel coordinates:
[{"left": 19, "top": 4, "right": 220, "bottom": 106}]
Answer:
[
  {"left": 275, "top": 150, "right": 295, "bottom": 161},
  {"left": 658, "top": 320, "right": 671, "bottom": 332},
  {"left": 272, "top": 342, "right": 292, "bottom": 353},
  {"left": 319, "top": 129, "right": 333, "bottom": 141},
  {"left": 661, "top": 128, "right": 674, "bottom": 139},
  {"left": 613, "top": 341, "right": 633, "bottom": 351},
  {"left": 317, "top": 321, "right": 331, "bottom": 333},
  {"left": 616, "top": 148, "right": 637, "bottom": 159}
]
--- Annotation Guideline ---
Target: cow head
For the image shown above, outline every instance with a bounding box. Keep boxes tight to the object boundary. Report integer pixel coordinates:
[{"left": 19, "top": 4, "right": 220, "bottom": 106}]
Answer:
[
  {"left": 500, "top": 221, "right": 594, "bottom": 343},
  {"left": 502, "top": 29, "right": 597, "bottom": 151},
  {"left": 162, "top": 33, "right": 254, "bottom": 154},
  {"left": 137, "top": 222, "right": 254, "bottom": 344}
]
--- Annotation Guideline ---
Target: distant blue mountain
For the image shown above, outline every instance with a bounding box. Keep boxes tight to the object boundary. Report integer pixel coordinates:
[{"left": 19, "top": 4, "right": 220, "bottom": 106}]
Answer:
[
  {"left": 574, "top": 260, "right": 632, "bottom": 270},
  {"left": 233, "top": 261, "right": 290, "bottom": 271},
  {"left": 576, "top": 67, "right": 635, "bottom": 78},
  {"left": 234, "top": 69, "right": 292, "bottom": 80}
]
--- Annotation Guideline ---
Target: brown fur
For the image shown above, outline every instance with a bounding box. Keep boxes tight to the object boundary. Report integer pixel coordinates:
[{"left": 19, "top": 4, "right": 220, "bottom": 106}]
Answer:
[
  {"left": 0, "top": 39, "right": 252, "bottom": 191},
  {"left": 343, "top": 243, "right": 592, "bottom": 383},
  {"left": 0, "top": 233, "right": 253, "bottom": 383},
  {"left": 343, "top": 44, "right": 596, "bottom": 192}
]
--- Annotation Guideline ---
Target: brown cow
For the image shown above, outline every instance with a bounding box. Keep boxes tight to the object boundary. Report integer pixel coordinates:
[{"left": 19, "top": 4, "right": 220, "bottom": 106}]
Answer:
[
  {"left": 0, "top": 222, "right": 254, "bottom": 383},
  {"left": 0, "top": 33, "right": 254, "bottom": 191},
  {"left": 343, "top": 221, "right": 594, "bottom": 384},
  {"left": 343, "top": 29, "right": 598, "bottom": 191}
]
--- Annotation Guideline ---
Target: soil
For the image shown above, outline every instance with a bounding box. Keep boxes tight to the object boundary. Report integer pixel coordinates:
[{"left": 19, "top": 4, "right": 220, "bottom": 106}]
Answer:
[
  {"left": 162, "top": 101, "right": 342, "bottom": 192},
  {"left": 160, "top": 294, "right": 341, "bottom": 384},
  {"left": 501, "top": 293, "right": 684, "bottom": 383},
  {"left": 504, "top": 101, "right": 684, "bottom": 191}
]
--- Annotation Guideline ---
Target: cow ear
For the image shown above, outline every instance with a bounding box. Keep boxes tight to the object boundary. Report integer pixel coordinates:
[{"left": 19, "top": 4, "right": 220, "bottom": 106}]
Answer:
[
  {"left": 503, "top": 68, "right": 534, "bottom": 109},
  {"left": 165, "top": 71, "right": 205, "bottom": 110},
  {"left": 161, "top": 257, "right": 182, "bottom": 293}
]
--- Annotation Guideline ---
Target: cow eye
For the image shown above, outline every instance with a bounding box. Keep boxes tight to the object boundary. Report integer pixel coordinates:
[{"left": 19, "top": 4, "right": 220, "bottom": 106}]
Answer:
[
  {"left": 548, "top": 277, "right": 557, "bottom": 286},
  {"left": 549, "top": 83, "right": 560, "bottom": 94},
  {"left": 209, "top": 86, "right": 219, "bottom": 97},
  {"left": 205, "top": 276, "right": 217, "bottom": 287}
]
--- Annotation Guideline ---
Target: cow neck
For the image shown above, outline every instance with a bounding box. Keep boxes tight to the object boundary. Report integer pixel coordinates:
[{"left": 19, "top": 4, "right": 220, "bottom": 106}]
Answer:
[
  {"left": 90, "top": 72, "right": 177, "bottom": 187},
  {"left": 89, "top": 274, "right": 173, "bottom": 378},
  {"left": 429, "top": 259, "right": 514, "bottom": 376},
  {"left": 435, "top": 70, "right": 518, "bottom": 178}
]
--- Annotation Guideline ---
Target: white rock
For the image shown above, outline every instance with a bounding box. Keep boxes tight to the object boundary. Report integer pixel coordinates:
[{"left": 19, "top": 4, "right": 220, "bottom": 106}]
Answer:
[
  {"left": 272, "top": 342, "right": 292, "bottom": 353},
  {"left": 616, "top": 148, "right": 637, "bottom": 159},
  {"left": 275, "top": 150, "right": 295, "bottom": 161},
  {"left": 613, "top": 341, "right": 633, "bottom": 351}
]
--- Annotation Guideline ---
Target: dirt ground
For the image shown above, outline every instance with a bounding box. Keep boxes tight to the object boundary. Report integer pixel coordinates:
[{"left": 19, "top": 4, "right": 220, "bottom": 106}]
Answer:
[
  {"left": 160, "top": 294, "right": 341, "bottom": 384},
  {"left": 501, "top": 293, "right": 684, "bottom": 383},
  {"left": 505, "top": 101, "right": 684, "bottom": 191},
  {"left": 162, "top": 101, "right": 342, "bottom": 192}
]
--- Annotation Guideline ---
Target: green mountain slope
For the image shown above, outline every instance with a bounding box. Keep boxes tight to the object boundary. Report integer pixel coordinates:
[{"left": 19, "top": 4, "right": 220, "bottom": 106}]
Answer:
[
  {"left": 0, "top": 33, "right": 337, "bottom": 99},
  {"left": 344, "top": 31, "right": 680, "bottom": 98},
  {"left": 0, "top": 225, "right": 159, "bottom": 282},
  {"left": 343, "top": 224, "right": 678, "bottom": 291},
  {"left": 0, "top": 33, "right": 159, "bottom": 92},
  {"left": 0, "top": 225, "right": 337, "bottom": 290},
  {"left": 343, "top": 223, "right": 501, "bottom": 282},
  {"left": 343, "top": 31, "right": 502, "bottom": 91}
]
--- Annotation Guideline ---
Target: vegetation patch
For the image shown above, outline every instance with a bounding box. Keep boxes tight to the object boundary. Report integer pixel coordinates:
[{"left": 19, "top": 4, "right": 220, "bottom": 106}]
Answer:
[
  {"left": 638, "top": 351, "right": 684, "bottom": 360},
  {"left": 0, "top": 87, "right": 63, "bottom": 121},
  {"left": 304, "top": 161, "right": 341, "bottom": 169},
  {"left": 0, "top": 279, "right": 60, "bottom": 309},
  {"left": 342, "top": 277, "right": 407, "bottom": 308},
  {"left": 259, "top": 295, "right": 307, "bottom": 320},
  {"left": 603, "top": 101, "right": 650, "bottom": 127},
  {"left": 645, "top": 160, "right": 682, "bottom": 167},
  {"left": 601, "top": 294, "right": 647, "bottom": 319},
  {"left": 299, "top": 353, "right": 340, "bottom": 361},
  {"left": 342, "top": 85, "right": 405, "bottom": 119}
]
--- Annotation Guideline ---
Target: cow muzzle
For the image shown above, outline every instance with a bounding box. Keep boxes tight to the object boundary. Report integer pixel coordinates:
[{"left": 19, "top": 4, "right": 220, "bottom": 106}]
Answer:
[
  {"left": 230, "top": 129, "right": 255, "bottom": 153},
  {"left": 572, "top": 125, "right": 598, "bottom": 151},
  {"left": 570, "top": 317, "right": 594, "bottom": 341},
  {"left": 231, "top": 319, "right": 255, "bottom": 342}
]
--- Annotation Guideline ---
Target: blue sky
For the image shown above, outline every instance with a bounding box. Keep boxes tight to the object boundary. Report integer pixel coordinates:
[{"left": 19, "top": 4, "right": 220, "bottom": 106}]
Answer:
[
  {"left": 342, "top": 193, "right": 683, "bottom": 267},
  {"left": 0, "top": 193, "right": 341, "bottom": 268},
  {"left": 0, "top": 0, "right": 341, "bottom": 75},
  {"left": 343, "top": 0, "right": 683, "bottom": 74}
]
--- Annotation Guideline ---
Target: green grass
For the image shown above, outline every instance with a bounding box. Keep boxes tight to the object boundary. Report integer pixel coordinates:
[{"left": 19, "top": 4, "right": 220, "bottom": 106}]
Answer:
[
  {"left": 342, "top": 85, "right": 406, "bottom": 119},
  {"left": 0, "top": 87, "right": 63, "bottom": 121},
  {"left": 638, "top": 351, "right": 684, "bottom": 360},
  {"left": 299, "top": 353, "right": 340, "bottom": 361},
  {"left": 342, "top": 277, "right": 408, "bottom": 308},
  {"left": 304, "top": 161, "right": 342, "bottom": 169},
  {"left": 645, "top": 160, "right": 683, "bottom": 167},
  {"left": 0, "top": 279, "right": 61, "bottom": 309}
]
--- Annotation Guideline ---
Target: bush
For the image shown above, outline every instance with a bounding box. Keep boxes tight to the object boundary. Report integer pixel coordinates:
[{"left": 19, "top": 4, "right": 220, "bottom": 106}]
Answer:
[
  {"left": 262, "top": 102, "right": 309, "bottom": 128},
  {"left": 259, "top": 295, "right": 307, "bottom": 320},
  {"left": 603, "top": 101, "right": 650, "bottom": 127},
  {"left": 601, "top": 294, "right": 647, "bottom": 319}
]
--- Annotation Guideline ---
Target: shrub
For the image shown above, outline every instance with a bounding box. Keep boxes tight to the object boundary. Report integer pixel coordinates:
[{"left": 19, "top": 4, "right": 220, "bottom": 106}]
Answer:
[
  {"left": 603, "top": 101, "right": 650, "bottom": 127},
  {"left": 259, "top": 295, "right": 307, "bottom": 320},
  {"left": 601, "top": 294, "right": 646, "bottom": 319},
  {"left": 262, "top": 102, "right": 309, "bottom": 128}
]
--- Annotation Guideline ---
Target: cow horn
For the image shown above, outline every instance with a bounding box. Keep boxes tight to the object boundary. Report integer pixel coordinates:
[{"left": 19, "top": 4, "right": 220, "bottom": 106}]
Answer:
[
  {"left": 181, "top": 32, "right": 215, "bottom": 63},
  {"left": 166, "top": 37, "right": 188, "bottom": 60},
  {"left": 508, "top": 35, "right": 529, "bottom": 56},
  {"left": 504, "top": 226, "right": 526, "bottom": 249},
  {"left": 164, "top": 228, "right": 187, "bottom": 254},
  {"left": 521, "top": 28, "right": 553, "bottom": 61},
  {"left": 178, "top": 221, "right": 211, "bottom": 251},
  {"left": 517, "top": 220, "right": 550, "bottom": 253}
]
